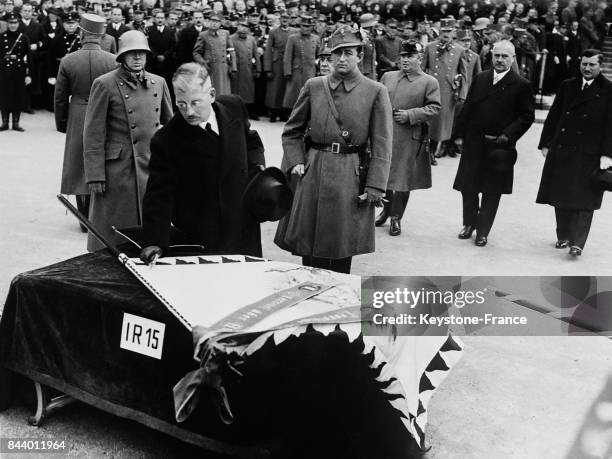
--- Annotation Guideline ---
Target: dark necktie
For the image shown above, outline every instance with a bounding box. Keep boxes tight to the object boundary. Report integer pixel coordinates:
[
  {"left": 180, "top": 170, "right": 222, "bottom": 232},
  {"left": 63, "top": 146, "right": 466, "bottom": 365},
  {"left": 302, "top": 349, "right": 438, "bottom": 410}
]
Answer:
[
  {"left": 582, "top": 82, "right": 589, "bottom": 91},
  {"left": 205, "top": 122, "right": 218, "bottom": 137}
]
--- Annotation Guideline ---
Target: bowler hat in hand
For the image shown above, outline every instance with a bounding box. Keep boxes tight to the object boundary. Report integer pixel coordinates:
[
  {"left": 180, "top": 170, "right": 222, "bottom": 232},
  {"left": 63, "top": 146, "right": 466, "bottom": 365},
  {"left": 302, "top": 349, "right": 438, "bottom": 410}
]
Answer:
[
  {"left": 243, "top": 167, "right": 293, "bottom": 222},
  {"left": 592, "top": 168, "right": 612, "bottom": 192}
]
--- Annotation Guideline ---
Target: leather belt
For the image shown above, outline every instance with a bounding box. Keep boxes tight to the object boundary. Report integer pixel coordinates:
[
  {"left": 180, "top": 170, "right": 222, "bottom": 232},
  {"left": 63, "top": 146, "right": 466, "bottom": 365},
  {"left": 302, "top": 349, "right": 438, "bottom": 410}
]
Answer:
[{"left": 310, "top": 142, "right": 366, "bottom": 154}]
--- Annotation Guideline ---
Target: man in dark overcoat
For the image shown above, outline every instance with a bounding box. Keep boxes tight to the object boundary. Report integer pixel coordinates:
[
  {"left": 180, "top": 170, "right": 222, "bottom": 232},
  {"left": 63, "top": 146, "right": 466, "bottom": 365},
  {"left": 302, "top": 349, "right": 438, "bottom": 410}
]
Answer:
[
  {"left": 230, "top": 21, "right": 260, "bottom": 117},
  {"left": 139, "top": 62, "right": 265, "bottom": 263},
  {"left": 83, "top": 30, "right": 173, "bottom": 252},
  {"left": 106, "top": 7, "right": 130, "bottom": 47},
  {"left": 275, "top": 26, "right": 392, "bottom": 274},
  {"left": 536, "top": 49, "right": 612, "bottom": 257},
  {"left": 379, "top": 40, "right": 441, "bottom": 236},
  {"left": 453, "top": 40, "right": 535, "bottom": 247},
  {"left": 146, "top": 10, "right": 176, "bottom": 92},
  {"left": 54, "top": 13, "right": 117, "bottom": 230}
]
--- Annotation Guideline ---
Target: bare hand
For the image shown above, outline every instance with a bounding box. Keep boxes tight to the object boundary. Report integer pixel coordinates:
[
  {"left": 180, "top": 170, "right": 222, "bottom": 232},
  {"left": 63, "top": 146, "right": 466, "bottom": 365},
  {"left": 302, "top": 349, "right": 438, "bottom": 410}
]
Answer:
[
  {"left": 291, "top": 164, "right": 305, "bottom": 177},
  {"left": 89, "top": 181, "right": 106, "bottom": 194},
  {"left": 30, "top": 43, "right": 37, "bottom": 51},
  {"left": 454, "top": 138, "right": 463, "bottom": 146},
  {"left": 540, "top": 147, "right": 549, "bottom": 158},
  {"left": 600, "top": 156, "right": 612, "bottom": 170},
  {"left": 392, "top": 109, "right": 409, "bottom": 124},
  {"left": 140, "top": 245, "right": 162, "bottom": 264},
  {"left": 25, "top": 76, "right": 32, "bottom": 86},
  {"left": 157, "top": 55, "right": 165, "bottom": 62},
  {"left": 47, "top": 77, "right": 56, "bottom": 85}
]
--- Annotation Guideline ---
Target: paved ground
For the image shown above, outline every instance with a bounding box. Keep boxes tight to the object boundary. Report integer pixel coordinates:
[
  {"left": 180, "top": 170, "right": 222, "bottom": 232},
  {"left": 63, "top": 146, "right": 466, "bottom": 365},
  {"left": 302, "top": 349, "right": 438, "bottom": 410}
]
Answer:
[{"left": 1, "top": 111, "right": 612, "bottom": 458}]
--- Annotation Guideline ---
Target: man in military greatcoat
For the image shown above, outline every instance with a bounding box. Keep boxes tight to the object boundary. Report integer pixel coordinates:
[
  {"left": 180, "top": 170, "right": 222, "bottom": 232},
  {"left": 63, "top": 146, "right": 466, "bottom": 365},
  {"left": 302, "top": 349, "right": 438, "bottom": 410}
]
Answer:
[
  {"left": 54, "top": 13, "right": 117, "bottom": 231},
  {"left": 230, "top": 20, "right": 261, "bottom": 118},
  {"left": 83, "top": 30, "right": 173, "bottom": 251},
  {"left": 282, "top": 15, "right": 320, "bottom": 110},
  {"left": 193, "top": 12, "right": 236, "bottom": 96},
  {"left": 378, "top": 40, "right": 441, "bottom": 237},
  {"left": 358, "top": 13, "right": 377, "bottom": 80},
  {"left": 421, "top": 18, "right": 468, "bottom": 160},
  {"left": 263, "top": 11, "right": 290, "bottom": 121},
  {"left": 453, "top": 40, "right": 534, "bottom": 247},
  {"left": 536, "top": 49, "right": 612, "bottom": 257},
  {"left": 0, "top": 12, "right": 32, "bottom": 131},
  {"left": 275, "top": 26, "right": 392, "bottom": 274}
]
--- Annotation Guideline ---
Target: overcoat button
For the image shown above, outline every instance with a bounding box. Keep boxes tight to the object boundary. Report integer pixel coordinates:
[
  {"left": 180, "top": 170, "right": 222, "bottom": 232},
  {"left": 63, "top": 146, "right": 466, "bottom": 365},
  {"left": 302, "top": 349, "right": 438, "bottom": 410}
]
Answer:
[
  {"left": 155, "top": 107, "right": 159, "bottom": 112},
  {"left": 128, "top": 109, "right": 133, "bottom": 113},
  {"left": 154, "top": 93, "right": 158, "bottom": 97},
  {"left": 131, "top": 124, "right": 136, "bottom": 129},
  {"left": 125, "top": 94, "right": 129, "bottom": 99}
]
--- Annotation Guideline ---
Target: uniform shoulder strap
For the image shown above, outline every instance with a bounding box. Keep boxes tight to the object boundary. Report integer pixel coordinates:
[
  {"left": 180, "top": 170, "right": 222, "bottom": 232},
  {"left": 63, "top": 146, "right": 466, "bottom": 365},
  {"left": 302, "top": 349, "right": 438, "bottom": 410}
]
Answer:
[{"left": 321, "top": 76, "right": 349, "bottom": 144}]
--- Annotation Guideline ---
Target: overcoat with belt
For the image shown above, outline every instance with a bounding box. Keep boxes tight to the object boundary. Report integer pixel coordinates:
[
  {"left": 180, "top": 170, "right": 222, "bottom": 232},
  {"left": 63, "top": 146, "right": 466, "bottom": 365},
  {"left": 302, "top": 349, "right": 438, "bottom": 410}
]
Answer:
[
  {"left": 536, "top": 74, "right": 612, "bottom": 210},
  {"left": 282, "top": 32, "right": 320, "bottom": 108},
  {"left": 142, "top": 95, "right": 265, "bottom": 256},
  {"left": 83, "top": 65, "right": 173, "bottom": 251},
  {"left": 230, "top": 32, "right": 260, "bottom": 104},
  {"left": 421, "top": 40, "right": 468, "bottom": 142},
  {"left": 381, "top": 68, "right": 441, "bottom": 191},
  {"left": 193, "top": 29, "right": 236, "bottom": 96},
  {"left": 54, "top": 39, "right": 117, "bottom": 195},
  {"left": 453, "top": 69, "right": 535, "bottom": 195},
  {"left": 275, "top": 71, "right": 393, "bottom": 259},
  {"left": 263, "top": 25, "right": 289, "bottom": 110}
]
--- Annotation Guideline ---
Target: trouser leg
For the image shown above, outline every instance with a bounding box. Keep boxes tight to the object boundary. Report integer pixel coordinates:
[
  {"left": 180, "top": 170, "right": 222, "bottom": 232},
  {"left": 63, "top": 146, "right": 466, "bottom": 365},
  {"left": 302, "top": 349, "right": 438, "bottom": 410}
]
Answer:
[
  {"left": 554, "top": 207, "right": 572, "bottom": 242},
  {"left": 11, "top": 112, "right": 23, "bottom": 131},
  {"left": 461, "top": 192, "right": 479, "bottom": 227},
  {"left": 570, "top": 210, "right": 594, "bottom": 249},
  {"left": 476, "top": 193, "right": 501, "bottom": 237},
  {"left": 389, "top": 191, "right": 410, "bottom": 219},
  {"left": 0, "top": 110, "right": 9, "bottom": 130},
  {"left": 76, "top": 194, "right": 91, "bottom": 218}
]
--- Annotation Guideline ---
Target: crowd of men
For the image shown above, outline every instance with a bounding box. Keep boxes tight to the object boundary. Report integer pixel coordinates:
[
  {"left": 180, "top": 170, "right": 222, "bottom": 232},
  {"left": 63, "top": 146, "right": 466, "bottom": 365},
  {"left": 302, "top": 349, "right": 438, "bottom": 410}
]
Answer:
[
  {"left": 1, "top": 0, "right": 611, "bottom": 123},
  {"left": 1, "top": 0, "right": 611, "bottom": 272}
]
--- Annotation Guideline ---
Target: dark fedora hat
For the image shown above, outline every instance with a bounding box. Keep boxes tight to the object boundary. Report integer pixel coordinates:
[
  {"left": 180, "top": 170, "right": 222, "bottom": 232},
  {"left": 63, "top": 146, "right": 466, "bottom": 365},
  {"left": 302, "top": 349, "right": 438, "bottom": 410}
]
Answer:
[
  {"left": 243, "top": 167, "right": 293, "bottom": 222},
  {"left": 487, "top": 147, "right": 516, "bottom": 173},
  {"left": 592, "top": 168, "right": 612, "bottom": 192}
]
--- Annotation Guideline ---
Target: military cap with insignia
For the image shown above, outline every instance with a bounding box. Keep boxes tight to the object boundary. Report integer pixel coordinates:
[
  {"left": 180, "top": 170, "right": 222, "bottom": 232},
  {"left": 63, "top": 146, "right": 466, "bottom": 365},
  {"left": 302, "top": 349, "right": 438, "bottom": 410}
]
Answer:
[
  {"left": 298, "top": 14, "right": 314, "bottom": 25},
  {"left": 5, "top": 11, "right": 20, "bottom": 22},
  {"left": 328, "top": 25, "right": 362, "bottom": 52},
  {"left": 399, "top": 39, "right": 422, "bottom": 56},
  {"left": 439, "top": 17, "right": 456, "bottom": 31},
  {"left": 64, "top": 11, "right": 80, "bottom": 22}
]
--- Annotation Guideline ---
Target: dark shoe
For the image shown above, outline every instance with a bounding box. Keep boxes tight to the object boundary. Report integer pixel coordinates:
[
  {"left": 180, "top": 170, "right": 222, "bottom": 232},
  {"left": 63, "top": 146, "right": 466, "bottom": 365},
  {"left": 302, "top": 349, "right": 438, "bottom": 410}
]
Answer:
[
  {"left": 79, "top": 223, "right": 88, "bottom": 233},
  {"left": 0, "top": 123, "right": 8, "bottom": 131},
  {"left": 430, "top": 155, "right": 438, "bottom": 166},
  {"left": 569, "top": 246, "right": 582, "bottom": 257},
  {"left": 389, "top": 217, "right": 401, "bottom": 236},
  {"left": 250, "top": 115, "right": 260, "bottom": 121},
  {"left": 447, "top": 150, "right": 457, "bottom": 158},
  {"left": 475, "top": 236, "right": 488, "bottom": 247},
  {"left": 434, "top": 150, "right": 446, "bottom": 158},
  {"left": 555, "top": 239, "right": 570, "bottom": 249},
  {"left": 12, "top": 124, "right": 24, "bottom": 132},
  {"left": 375, "top": 208, "right": 389, "bottom": 227},
  {"left": 269, "top": 115, "right": 277, "bottom": 123},
  {"left": 458, "top": 225, "right": 475, "bottom": 239}
]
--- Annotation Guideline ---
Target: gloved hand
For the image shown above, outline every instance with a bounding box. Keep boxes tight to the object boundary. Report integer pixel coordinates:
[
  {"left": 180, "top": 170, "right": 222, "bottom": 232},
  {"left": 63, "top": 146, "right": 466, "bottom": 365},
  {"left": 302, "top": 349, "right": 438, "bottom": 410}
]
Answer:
[
  {"left": 495, "top": 134, "right": 509, "bottom": 145},
  {"left": 88, "top": 181, "right": 106, "bottom": 194},
  {"left": 140, "top": 245, "right": 162, "bottom": 265},
  {"left": 600, "top": 156, "right": 612, "bottom": 170},
  {"left": 540, "top": 147, "right": 549, "bottom": 158},
  {"left": 291, "top": 163, "right": 305, "bottom": 177}
]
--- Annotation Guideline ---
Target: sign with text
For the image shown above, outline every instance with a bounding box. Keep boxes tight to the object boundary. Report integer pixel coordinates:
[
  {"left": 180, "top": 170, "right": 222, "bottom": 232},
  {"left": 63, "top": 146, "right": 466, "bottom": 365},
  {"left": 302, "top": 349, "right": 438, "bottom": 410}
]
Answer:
[{"left": 120, "top": 313, "right": 166, "bottom": 359}]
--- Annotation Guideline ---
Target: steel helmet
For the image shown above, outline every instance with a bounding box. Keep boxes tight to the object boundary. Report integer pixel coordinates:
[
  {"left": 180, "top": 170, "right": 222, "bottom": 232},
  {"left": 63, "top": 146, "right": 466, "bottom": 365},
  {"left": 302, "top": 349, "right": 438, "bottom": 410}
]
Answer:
[{"left": 116, "top": 30, "right": 151, "bottom": 62}]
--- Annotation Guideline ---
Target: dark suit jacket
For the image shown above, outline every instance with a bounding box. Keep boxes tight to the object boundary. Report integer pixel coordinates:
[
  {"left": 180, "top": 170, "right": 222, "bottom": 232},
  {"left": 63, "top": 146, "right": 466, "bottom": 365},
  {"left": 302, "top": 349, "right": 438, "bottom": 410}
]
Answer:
[
  {"left": 106, "top": 23, "right": 130, "bottom": 46},
  {"left": 142, "top": 95, "right": 265, "bottom": 256},
  {"left": 537, "top": 74, "right": 612, "bottom": 210},
  {"left": 175, "top": 25, "right": 203, "bottom": 65},
  {"left": 453, "top": 69, "right": 535, "bottom": 194},
  {"left": 145, "top": 25, "right": 176, "bottom": 77}
]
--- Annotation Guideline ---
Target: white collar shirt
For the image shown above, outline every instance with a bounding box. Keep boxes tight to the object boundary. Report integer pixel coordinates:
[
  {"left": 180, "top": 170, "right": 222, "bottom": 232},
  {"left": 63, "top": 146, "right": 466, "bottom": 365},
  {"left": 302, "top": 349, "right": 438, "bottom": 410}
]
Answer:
[
  {"left": 493, "top": 68, "right": 510, "bottom": 85},
  {"left": 199, "top": 108, "right": 219, "bottom": 135}
]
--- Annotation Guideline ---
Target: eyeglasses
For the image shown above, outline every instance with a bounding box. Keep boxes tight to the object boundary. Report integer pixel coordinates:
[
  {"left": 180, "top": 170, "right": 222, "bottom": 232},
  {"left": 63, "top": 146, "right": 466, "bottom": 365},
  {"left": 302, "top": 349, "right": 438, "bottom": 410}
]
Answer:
[{"left": 176, "top": 99, "right": 208, "bottom": 111}]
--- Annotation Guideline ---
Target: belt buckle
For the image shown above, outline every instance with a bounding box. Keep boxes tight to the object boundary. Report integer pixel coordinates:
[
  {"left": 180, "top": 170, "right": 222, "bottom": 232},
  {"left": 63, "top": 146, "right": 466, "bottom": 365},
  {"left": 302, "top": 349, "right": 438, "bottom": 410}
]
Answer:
[{"left": 331, "top": 142, "right": 340, "bottom": 154}]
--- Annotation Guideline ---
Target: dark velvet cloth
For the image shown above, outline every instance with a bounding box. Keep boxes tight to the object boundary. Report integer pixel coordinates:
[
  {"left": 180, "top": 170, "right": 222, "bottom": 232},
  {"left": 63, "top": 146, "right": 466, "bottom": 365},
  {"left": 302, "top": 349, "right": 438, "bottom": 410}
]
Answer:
[{"left": 0, "top": 252, "right": 420, "bottom": 458}]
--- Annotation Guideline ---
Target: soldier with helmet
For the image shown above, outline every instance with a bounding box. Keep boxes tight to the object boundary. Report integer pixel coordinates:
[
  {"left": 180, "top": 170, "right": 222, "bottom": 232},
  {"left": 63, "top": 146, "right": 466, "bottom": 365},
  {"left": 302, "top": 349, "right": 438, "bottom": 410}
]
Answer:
[
  {"left": 54, "top": 13, "right": 117, "bottom": 231},
  {"left": 275, "top": 26, "right": 392, "bottom": 274},
  {"left": 83, "top": 30, "right": 173, "bottom": 251},
  {"left": 0, "top": 12, "right": 32, "bottom": 131}
]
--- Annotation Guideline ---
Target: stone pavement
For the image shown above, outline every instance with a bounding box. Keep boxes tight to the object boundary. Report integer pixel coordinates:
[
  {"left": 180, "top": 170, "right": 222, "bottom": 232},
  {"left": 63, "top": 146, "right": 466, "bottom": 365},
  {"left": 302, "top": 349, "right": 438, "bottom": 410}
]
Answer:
[{"left": 1, "top": 111, "right": 611, "bottom": 458}]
